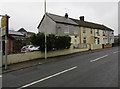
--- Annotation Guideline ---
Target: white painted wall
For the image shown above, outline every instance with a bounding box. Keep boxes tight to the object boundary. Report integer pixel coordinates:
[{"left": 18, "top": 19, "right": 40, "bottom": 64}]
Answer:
[{"left": 38, "top": 15, "right": 56, "bottom": 34}]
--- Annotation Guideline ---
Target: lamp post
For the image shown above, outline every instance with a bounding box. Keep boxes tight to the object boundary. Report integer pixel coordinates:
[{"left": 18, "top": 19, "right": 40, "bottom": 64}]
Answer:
[{"left": 44, "top": 0, "right": 47, "bottom": 59}]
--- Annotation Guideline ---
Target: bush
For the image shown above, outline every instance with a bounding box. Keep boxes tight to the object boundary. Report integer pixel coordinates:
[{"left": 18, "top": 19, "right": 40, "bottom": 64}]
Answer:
[{"left": 29, "top": 33, "right": 71, "bottom": 51}]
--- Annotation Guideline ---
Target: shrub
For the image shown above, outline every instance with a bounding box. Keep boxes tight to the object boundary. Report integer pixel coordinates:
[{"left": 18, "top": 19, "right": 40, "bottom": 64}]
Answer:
[{"left": 29, "top": 33, "right": 71, "bottom": 51}]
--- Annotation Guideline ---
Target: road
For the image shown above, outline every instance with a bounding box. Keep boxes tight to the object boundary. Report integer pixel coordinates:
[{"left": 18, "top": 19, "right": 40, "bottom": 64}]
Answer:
[{"left": 2, "top": 47, "right": 119, "bottom": 88}]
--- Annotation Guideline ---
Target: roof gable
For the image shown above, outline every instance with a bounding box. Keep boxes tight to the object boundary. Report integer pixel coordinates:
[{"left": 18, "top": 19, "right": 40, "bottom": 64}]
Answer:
[{"left": 18, "top": 28, "right": 27, "bottom": 32}]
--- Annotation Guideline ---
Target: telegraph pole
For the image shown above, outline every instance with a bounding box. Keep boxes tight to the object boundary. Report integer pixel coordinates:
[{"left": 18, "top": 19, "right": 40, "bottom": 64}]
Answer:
[
  {"left": 4, "top": 14, "right": 9, "bottom": 69},
  {"left": 0, "top": 15, "right": 3, "bottom": 69},
  {"left": 4, "top": 14, "right": 10, "bottom": 69},
  {"left": 0, "top": 14, "right": 9, "bottom": 69},
  {"left": 44, "top": 0, "right": 47, "bottom": 59}
]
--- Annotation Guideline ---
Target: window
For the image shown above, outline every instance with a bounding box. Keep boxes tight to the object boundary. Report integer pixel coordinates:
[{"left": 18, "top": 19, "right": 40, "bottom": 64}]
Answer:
[
  {"left": 64, "top": 25, "right": 69, "bottom": 34},
  {"left": 98, "top": 38, "right": 100, "bottom": 44},
  {"left": 103, "top": 31, "right": 105, "bottom": 36},
  {"left": 90, "top": 29, "right": 92, "bottom": 34},
  {"left": 112, "top": 31, "right": 114, "bottom": 34},
  {"left": 83, "top": 28, "right": 86, "bottom": 33},
  {"left": 83, "top": 37, "right": 87, "bottom": 43},
  {"left": 74, "top": 30, "right": 77, "bottom": 35},
  {"left": 96, "top": 30, "right": 99, "bottom": 36}
]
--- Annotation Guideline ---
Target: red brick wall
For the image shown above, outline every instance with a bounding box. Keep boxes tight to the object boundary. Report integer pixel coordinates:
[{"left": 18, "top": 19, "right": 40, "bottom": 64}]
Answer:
[{"left": 2, "top": 37, "right": 13, "bottom": 54}]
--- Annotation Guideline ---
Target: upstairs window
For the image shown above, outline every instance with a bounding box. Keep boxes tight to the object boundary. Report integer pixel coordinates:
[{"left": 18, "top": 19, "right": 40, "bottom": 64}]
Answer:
[
  {"left": 96, "top": 30, "right": 99, "bottom": 36},
  {"left": 103, "top": 31, "right": 105, "bottom": 36},
  {"left": 90, "top": 29, "right": 92, "bottom": 34},
  {"left": 112, "top": 31, "right": 114, "bottom": 34},
  {"left": 83, "top": 28, "right": 86, "bottom": 33},
  {"left": 64, "top": 25, "right": 69, "bottom": 34},
  {"left": 74, "top": 30, "right": 78, "bottom": 35}
]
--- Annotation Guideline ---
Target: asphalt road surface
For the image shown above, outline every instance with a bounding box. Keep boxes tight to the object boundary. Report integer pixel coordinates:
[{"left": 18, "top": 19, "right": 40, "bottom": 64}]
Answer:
[{"left": 2, "top": 47, "right": 119, "bottom": 88}]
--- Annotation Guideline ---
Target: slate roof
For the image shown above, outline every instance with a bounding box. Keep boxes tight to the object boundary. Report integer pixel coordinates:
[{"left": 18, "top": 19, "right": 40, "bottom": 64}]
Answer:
[
  {"left": 38, "top": 13, "right": 113, "bottom": 31},
  {"left": 46, "top": 13, "right": 78, "bottom": 25},
  {"left": 71, "top": 18, "right": 113, "bottom": 31},
  {"left": 37, "top": 13, "right": 79, "bottom": 28},
  {"left": 9, "top": 30, "right": 24, "bottom": 36}
]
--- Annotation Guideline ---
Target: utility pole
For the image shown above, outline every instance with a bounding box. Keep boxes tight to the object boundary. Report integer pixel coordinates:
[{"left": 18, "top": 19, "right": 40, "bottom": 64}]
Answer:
[
  {"left": 4, "top": 14, "right": 10, "bottom": 69},
  {"left": 44, "top": 0, "right": 47, "bottom": 59},
  {"left": 0, "top": 16, "right": 3, "bottom": 69},
  {"left": 0, "top": 14, "right": 9, "bottom": 69}
]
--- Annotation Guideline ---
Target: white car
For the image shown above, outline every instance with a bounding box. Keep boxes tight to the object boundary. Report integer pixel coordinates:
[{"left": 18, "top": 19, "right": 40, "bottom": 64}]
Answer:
[{"left": 21, "top": 45, "right": 40, "bottom": 52}]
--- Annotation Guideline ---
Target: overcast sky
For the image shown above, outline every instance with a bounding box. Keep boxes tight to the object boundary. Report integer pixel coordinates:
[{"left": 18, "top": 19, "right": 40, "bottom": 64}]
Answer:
[{"left": 1, "top": 0, "right": 119, "bottom": 35}]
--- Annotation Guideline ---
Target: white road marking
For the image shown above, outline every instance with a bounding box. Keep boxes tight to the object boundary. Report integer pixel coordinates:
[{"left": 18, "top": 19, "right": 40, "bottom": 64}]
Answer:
[
  {"left": 113, "top": 51, "right": 120, "bottom": 54},
  {"left": 0, "top": 75, "right": 2, "bottom": 78},
  {"left": 18, "top": 66, "right": 77, "bottom": 89},
  {"left": 90, "top": 55, "right": 108, "bottom": 62}
]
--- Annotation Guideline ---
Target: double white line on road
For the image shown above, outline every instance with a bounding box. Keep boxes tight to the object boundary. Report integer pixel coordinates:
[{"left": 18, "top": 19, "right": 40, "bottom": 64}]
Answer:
[
  {"left": 18, "top": 66, "right": 77, "bottom": 89},
  {"left": 90, "top": 55, "right": 108, "bottom": 62}
]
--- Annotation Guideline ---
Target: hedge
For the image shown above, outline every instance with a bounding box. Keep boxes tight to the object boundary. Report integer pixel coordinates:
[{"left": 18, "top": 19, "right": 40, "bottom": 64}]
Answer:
[{"left": 29, "top": 33, "right": 71, "bottom": 51}]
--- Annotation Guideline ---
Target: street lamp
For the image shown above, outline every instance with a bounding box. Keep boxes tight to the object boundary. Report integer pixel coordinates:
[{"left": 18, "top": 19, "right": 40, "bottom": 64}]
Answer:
[{"left": 44, "top": 0, "right": 47, "bottom": 59}]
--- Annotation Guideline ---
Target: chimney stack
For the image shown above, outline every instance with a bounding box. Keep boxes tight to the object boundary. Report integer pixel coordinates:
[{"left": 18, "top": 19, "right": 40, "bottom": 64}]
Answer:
[
  {"left": 65, "top": 13, "right": 68, "bottom": 18},
  {"left": 80, "top": 16, "right": 84, "bottom": 21}
]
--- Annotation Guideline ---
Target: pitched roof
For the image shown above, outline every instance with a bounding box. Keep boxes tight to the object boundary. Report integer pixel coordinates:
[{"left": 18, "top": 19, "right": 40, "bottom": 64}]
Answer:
[
  {"left": 37, "top": 13, "right": 79, "bottom": 28},
  {"left": 18, "top": 28, "right": 27, "bottom": 32},
  {"left": 38, "top": 13, "right": 113, "bottom": 31},
  {"left": 70, "top": 18, "right": 113, "bottom": 31},
  {"left": 46, "top": 13, "right": 78, "bottom": 25},
  {"left": 9, "top": 30, "right": 24, "bottom": 36}
]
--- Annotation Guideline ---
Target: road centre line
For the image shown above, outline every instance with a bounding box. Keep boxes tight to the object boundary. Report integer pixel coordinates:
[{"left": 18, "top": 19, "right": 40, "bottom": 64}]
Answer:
[
  {"left": 18, "top": 66, "right": 77, "bottom": 89},
  {"left": 90, "top": 55, "right": 108, "bottom": 62},
  {"left": 113, "top": 51, "right": 120, "bottom": 54}
]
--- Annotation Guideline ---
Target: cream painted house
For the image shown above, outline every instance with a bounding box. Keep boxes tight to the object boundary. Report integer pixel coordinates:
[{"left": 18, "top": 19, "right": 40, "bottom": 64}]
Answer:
[{"left": 71, "top": 17, "right": 114, "bottom": 49}]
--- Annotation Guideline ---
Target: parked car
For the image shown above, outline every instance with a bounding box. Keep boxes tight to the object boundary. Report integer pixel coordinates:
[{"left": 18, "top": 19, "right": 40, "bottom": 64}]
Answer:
[{"left": 21, "top": 45, "right": 40, "bottom": 52}]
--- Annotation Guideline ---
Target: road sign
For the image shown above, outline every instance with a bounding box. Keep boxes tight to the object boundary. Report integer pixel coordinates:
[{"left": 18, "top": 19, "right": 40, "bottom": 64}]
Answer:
[
  {"left": 0, "top": 27, "right": 6, "bottom": 37},
  {"left": 0, "top": 15, "right": 9, "bottom": 36},
  {"left": 1, "top": 16, "right": 6, "bottom": 28}
]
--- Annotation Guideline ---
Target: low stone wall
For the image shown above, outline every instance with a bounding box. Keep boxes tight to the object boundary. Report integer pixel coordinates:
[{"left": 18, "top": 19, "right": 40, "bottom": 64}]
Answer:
[
  {"left": 103, "top": 44, "right": 112, "bottom": 48},
  {"left": 91, "top": 44, "right": 102, "bottom": 50},
  {"left": 2, "top": 45, "right": 89, "bottom": 65}
]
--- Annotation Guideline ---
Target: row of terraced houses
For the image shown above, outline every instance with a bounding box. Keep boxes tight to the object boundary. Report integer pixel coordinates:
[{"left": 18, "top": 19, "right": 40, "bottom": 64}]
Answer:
[{"left": 37, "top": 13, "right": 114, "bottom": 50}]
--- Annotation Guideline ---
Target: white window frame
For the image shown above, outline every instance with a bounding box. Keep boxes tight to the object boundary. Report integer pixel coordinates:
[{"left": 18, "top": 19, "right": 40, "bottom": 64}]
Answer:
[
  {"left": 83, "top": 28, "right": 86, "bottom": 33},
  {"left": 64, "top": 25, "right": 69, "bottom": 34},
  {"left": 74, "top": 29, "right": 77, "bottom": 35}
]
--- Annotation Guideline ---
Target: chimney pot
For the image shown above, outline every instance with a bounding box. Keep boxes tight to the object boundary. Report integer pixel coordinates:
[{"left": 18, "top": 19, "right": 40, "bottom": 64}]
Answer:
[
  {"left": 80, "top": 16, "right": 84, "bottom": 21},
  {"left": 65, "top": 13, "right": 68, "bottom": 18}
]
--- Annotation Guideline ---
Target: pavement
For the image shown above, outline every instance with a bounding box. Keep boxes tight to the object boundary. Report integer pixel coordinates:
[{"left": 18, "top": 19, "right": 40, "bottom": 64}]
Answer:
[
  {"left": 2, "top": 47, "right": 119, "bottom": 74},
  {"left": 2, "top": 46, "right": 119, "bottom": 88}
]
